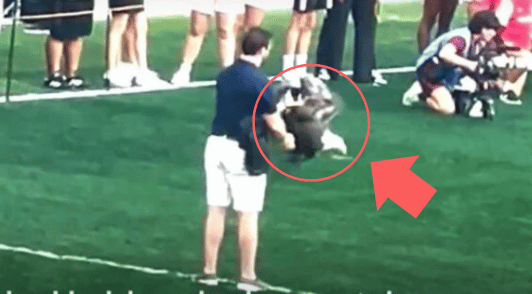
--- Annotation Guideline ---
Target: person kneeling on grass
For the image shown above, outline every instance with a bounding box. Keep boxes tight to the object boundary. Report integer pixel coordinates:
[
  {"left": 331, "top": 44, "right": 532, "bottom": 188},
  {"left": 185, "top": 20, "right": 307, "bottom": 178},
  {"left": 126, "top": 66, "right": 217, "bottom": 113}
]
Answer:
[{"left": 402, "top": 10, "right": 502, "bottom": 115}]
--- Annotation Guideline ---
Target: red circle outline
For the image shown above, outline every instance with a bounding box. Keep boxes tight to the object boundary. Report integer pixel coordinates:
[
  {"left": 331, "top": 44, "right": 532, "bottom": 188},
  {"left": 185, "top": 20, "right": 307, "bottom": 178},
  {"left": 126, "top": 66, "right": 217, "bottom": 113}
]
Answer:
[{"left": 252, "top": 64, "right": 371, "bottom": 182}]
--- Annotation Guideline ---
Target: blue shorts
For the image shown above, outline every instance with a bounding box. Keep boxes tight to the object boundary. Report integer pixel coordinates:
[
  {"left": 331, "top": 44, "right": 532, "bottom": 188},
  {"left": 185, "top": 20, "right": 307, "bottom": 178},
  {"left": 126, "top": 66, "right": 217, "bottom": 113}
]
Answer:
[{"left": 416, "top": 58, "right": 462, "bottom": 96}]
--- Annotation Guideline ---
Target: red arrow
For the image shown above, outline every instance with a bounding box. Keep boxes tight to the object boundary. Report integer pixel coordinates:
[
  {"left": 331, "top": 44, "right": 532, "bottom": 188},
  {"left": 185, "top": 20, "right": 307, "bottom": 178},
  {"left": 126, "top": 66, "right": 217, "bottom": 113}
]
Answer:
[{"left": 371, "top": 156, "right": 436, "bottom": 218}]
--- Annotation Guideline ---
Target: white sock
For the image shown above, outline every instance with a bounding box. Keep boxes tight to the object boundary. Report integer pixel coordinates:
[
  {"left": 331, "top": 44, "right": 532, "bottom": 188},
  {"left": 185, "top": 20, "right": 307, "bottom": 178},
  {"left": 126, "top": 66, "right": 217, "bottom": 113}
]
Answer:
[
  {"left": 222, "top": 58, "right": 234, "bottom": 68},
  {"left": 408, "top": 80, "right": 422, "bottom": 94},
  {"left": 179, "top": 62, "right": 193, "bottom": 73},
  {"left": 295, "top": 54, "right": 308, "bottom": 76},
  {"left": 283, "top": 54, "right": 296, "bottom": 71}
]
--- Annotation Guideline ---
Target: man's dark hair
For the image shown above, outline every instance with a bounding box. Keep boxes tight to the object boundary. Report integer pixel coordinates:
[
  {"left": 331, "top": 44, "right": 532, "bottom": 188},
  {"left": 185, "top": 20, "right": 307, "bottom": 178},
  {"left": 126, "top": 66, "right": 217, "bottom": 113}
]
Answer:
[
  {"left": 242, "top": 27, "right": 273, "bottom": 55},
  {"left": 469, "top": 10, "right": 502, "bottom": 34}
]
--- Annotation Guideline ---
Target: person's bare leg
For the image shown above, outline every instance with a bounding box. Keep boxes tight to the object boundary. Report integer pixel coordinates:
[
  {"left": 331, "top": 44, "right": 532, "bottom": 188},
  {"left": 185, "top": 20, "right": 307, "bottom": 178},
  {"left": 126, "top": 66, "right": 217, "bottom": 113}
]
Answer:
[
  {"left": 237, "top": 211, "right": 259, "bottom": 280},
  {"left": 216, "top": 12, "right": 238, "bottom": 67},
  {"left": 282, "top": 12, "right": 303, "bottom": 78},
  {"left": 285, "top": 12, "right": 302, "bottom": 56},
  {"left": 295, "top": 11, "right": 316, "bottom": 76},
  {"left": 123, "top": 17, "right": 137, "bottom": 64},
  {"left": 203, "top": 206, "right": 227, "bottom": 275},
  {"left": 105, "top": 12, "right": 112, "bottom": 70},
  {"left": 436, "top": 0, "right": 458, "bottom": 37},
  {"left": 171, "top": 10, "right": 210, "bottom": 85},
  {"left": 46, "top": 37, "right": 64, "bottom": 76},
  {"left": 425, "top": 86, "right": 456, "bottom": 115},
  {"left": 417, "top": 0, "right": 440, "bottom": 52},
  {"left": 236, "top": 5, "right": 264, "bottom": 57},
  {"left": 63, "top": 38, "right": 83, "bottom": 78},
  {"left": 132, "top": 10, "right": 148, "bottom": 69},
  {"left": 295, "top": 11, "right": 316, "bottom": 54},
  {"left": 244, "top": 5, "right": 266, "bottom": 29},
  {"left": 182, "top": 11, "right": 210, "bottom": 67},
  {"left": 503, "top": 68, "right": 527, "bottom": 97},
  {"left": 107, "top": 13, "right": 130, "bottom": 71}
]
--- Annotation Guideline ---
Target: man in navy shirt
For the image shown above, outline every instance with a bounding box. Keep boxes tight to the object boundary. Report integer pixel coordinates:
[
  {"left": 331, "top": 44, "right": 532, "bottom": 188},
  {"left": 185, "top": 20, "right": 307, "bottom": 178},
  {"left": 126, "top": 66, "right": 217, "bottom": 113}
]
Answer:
[{"left": 198, "top": 27, "right": 295, "bottom": 292}]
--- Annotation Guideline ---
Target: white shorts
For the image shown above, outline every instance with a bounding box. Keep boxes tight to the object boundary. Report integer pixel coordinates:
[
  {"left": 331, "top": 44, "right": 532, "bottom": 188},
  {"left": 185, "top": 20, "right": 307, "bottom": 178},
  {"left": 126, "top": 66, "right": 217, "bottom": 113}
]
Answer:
[
  {"left": 204, "top": 135, "right": 267, "bottom": 212},
  {"left": 192, "top": 0, "right": 214, "bottom": 16},
  {"left": 192, "top": 0, "right": 245, "bottom": 15},
  {"left": 215, "top": 0, "right": 245, "bottom": 14},
  {"left": 244, "top": 0, "right": 270, "bottom": 11}
]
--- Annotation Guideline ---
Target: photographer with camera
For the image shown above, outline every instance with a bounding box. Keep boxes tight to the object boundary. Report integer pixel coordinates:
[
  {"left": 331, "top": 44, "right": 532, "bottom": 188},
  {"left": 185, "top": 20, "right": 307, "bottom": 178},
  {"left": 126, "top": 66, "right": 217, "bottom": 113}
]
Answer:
[{"left": 402, "top": 11, "right": 502, "bottom": 116}]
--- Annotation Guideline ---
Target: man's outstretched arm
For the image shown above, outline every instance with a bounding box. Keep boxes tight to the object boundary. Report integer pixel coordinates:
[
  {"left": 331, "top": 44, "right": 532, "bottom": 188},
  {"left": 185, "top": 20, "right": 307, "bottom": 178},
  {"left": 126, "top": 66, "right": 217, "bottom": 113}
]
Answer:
[{"left": 263, "top": 111, "right": 296, "bottom": 151}]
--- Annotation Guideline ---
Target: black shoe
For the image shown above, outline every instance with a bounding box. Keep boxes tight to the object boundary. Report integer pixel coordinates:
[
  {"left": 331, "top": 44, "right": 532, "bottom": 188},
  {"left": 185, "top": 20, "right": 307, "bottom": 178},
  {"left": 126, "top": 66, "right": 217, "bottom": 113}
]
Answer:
[
  {"left": 44, "top": 73, "right": 66, "bottom": 89},
  {"left": 499, "top": 91, "right": 522, "bottom": 105},
  {"left": 237, "top": 278, "right": 273, "bottom": 292},
  {"left": 65, "top": 76, "right": 85, "bottom": 90},
  {"left": 193, "top": 273, "right": 219, "bottom": 286}
]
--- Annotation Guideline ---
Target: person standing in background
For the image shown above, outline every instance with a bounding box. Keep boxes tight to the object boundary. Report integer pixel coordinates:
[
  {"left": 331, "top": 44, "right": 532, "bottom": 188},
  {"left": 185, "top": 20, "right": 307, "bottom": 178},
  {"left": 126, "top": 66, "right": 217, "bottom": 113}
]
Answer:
[
  {"left": 282, "top": 0, "right": 334, "bottom": 88},
  {"left": 171, "top": 0, "right": 246, "bottom": 86},
  {"left": 417, "top": 0, "right": 460, "bottom": 53},
  {"left": 314, "top": 0, "right": 384, "bottom": 85},
  {"left": 105, "top": 0, "right": 166, "bottom": 88},
  {"left": 20, "top": 0, "right": 94, "bottom": 89}
]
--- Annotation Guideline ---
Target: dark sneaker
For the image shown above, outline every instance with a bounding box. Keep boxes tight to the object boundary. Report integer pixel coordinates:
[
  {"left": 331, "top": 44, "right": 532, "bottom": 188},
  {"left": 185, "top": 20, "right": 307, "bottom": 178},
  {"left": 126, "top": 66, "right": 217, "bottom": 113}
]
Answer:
[
  {"left": 193, "top": 273, "right": 219, "bottom": 286},
  {"left": 237, "top": 278, "right": 273, "bottom": 292},
  {"left": 44, "top": 73, "right": 66, "bottom": 89},
  {"left": 65, "top": 76, "right": 85, "bottom": 90},
  {"left": 482, "top": 98, "right": 496, "bottom": 121},
  {"left": 500, "top": 91, "right": 522, "bottom": 105}
]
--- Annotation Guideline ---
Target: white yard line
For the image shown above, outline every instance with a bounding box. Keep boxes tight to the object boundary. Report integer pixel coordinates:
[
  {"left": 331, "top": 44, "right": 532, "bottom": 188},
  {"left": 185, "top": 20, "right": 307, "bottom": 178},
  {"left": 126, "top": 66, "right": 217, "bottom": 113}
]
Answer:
[
  {"left": 0, "top": 66, "right": 416, "bottom": 103},
  {"left": 0, "top": 242, "right": 317, "bottom": 294}
]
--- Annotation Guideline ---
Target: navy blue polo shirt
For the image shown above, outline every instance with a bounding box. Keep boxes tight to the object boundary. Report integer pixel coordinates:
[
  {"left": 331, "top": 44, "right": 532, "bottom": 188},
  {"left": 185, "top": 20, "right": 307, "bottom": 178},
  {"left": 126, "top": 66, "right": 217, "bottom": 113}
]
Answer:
[{"left": 211, "top": 59, "right": 277, "bottom": 139}]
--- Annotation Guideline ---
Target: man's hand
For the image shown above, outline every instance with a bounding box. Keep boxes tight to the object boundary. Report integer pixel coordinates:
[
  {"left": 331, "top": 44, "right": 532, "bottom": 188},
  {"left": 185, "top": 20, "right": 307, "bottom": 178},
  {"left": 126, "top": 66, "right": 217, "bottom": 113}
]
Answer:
[
  {"left": 264, "top": 111, "right": 296, "bottom": 151},
  {"left": 282, "top": 133, "right": 296, "bottom": 151}
]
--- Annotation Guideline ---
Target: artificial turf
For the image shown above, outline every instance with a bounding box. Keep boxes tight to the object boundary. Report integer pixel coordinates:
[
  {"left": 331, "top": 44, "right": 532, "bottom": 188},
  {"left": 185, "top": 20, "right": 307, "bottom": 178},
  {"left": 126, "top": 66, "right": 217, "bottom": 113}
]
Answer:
[{"left": 1, "top": 2, "right": 531, "bottom": 294}]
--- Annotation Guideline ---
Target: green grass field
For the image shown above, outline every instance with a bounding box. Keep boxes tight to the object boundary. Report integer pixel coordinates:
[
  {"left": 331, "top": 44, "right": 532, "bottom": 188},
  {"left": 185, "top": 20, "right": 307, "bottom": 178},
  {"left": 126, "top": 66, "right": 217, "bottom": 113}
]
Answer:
[{"left": 1, "top": 3, "right": 532, "bottom": 294}]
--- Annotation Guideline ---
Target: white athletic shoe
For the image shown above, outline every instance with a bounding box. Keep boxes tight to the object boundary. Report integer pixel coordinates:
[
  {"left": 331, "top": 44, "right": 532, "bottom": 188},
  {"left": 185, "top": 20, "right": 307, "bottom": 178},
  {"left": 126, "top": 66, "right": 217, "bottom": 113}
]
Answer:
[
  {"left": 372, "top": 70, "right": 388, "bottom": 86},
  {"left": 104, "top": 69, "right": 134, "bottom": 88},
  {"left": 134, "top": 68, "right": 170, "bottom": 87},
  {"left": 402, "top": 81, "right": 422, "bottom": 106},
  {"left": 236, "top": 279, "right": 273, "bottom": 292},
  {"left": 468, "top": 100, "right": 484, "bottom": 118},
  {"left": 321, "top": 129, "right": 347, "bottom": 155},
  {"left": 317, "top": 68, "right": 331, "bottom": 81},
  {"left": 170, "top": 68, "right": 191, "bottom": 87},
  {"left": 116, "top": 62, "right": 138, "bottom": 74},
  {"left": 282, "top": 69, "right": 302, "bottom": 88}
]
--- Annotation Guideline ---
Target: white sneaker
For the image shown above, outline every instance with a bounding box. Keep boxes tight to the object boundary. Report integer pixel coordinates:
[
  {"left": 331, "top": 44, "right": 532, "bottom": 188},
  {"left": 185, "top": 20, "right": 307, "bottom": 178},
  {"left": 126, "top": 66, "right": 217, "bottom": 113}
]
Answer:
[
  {"left": 468, "top": 100, "right": 484, "bottom": 118},
  {"left": 104, "top": 69, "right": 134, "bottom": 88},
  {"left": 282, "top": 69, "right": 302, "bottom": 88},
  {"left": 317, "top": 68, "right": 331, "bottom": 81},
  {"left": 321, "top": 129, "right": 347, "bottom": 155},
  {"left": 134, "top": 68, "right": 170, "bottom": 87},
  {"left": 402, "top": 81, "right": 422, "bottom": 106},
  {"left": 170, "top": 68, "right": 191, "bottom": 87},
  {"left": 372, "top": 70, "right": 388, "bottom": 86},
  {"left": 116, "top": 62, "right": 137, "bottom": 74}
]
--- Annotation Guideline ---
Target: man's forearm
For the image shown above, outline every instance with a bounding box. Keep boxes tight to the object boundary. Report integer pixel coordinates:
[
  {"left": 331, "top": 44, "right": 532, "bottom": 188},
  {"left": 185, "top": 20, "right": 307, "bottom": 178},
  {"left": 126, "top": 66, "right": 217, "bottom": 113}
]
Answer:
[{"left": 263, "top": 112, "right": 290, "bottom": 142}]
